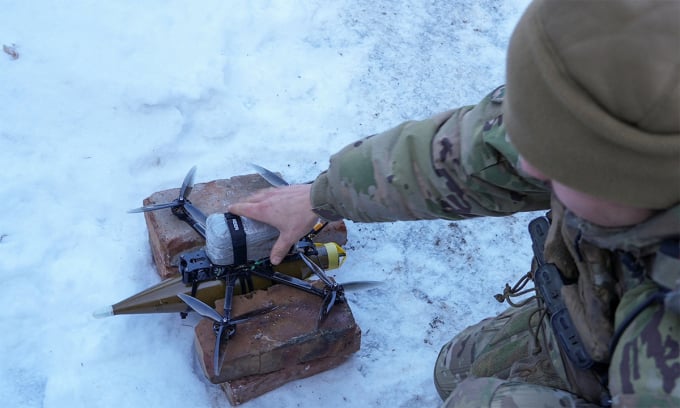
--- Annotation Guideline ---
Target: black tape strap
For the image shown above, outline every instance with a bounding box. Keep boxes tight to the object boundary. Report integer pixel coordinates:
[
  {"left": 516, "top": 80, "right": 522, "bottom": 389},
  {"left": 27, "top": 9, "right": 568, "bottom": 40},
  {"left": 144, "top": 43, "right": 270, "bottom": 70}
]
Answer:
[{"left": 225, "top": 212, "right": 247, "bottom": 265}]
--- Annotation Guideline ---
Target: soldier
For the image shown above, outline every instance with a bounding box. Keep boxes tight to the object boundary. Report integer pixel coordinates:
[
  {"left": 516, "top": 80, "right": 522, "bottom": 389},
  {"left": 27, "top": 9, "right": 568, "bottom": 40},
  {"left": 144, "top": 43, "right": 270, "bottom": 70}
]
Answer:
[{"left": 229, "top": 0, "right": 680, "bottom": 406}]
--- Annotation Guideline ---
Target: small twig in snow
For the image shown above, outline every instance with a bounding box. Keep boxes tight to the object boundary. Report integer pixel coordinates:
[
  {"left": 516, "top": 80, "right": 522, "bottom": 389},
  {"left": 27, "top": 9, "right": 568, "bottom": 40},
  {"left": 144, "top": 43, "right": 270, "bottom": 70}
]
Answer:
[{"left": 3, "top": 44, "right": 19, "bottom": 60}]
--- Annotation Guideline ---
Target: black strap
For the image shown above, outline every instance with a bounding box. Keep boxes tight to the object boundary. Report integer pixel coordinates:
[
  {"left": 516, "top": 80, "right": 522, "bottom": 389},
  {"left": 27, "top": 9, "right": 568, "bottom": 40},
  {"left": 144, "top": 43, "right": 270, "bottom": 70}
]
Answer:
[
  {"left": 225, "top": 212, "right": 247, "bottom": 265},
  {"left": 529, "top": 216, "right": 595, "bottom": 369}
]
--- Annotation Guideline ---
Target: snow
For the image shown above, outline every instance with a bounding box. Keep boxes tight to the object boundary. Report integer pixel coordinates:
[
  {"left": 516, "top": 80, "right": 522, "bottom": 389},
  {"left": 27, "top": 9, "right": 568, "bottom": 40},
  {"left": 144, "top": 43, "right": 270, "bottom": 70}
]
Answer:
[{"left": 0, "top": 1, "right": 538, "bottom": 406}]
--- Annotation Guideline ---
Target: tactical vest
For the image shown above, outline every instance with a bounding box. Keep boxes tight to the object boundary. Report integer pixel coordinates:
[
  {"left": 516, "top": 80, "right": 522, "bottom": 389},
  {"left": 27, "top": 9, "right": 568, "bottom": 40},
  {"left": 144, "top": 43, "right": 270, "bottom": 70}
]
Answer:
[{"left": 535, "top": 197, "right": 680, "bottom": 403}]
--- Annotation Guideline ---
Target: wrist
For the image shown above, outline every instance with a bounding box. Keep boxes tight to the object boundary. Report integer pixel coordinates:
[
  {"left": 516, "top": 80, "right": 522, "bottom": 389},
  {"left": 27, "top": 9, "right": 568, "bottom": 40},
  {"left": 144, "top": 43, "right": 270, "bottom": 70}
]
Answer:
[{"left": 310, "top": 172, "right": 344, "bottom": 221}]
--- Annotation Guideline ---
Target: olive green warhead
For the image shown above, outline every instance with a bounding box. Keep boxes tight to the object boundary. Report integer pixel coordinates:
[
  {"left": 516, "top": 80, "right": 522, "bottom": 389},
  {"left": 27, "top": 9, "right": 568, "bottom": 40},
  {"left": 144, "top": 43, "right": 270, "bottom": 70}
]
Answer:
[{"left": 93, "top": 242, "right": 346, "bottom": 318}]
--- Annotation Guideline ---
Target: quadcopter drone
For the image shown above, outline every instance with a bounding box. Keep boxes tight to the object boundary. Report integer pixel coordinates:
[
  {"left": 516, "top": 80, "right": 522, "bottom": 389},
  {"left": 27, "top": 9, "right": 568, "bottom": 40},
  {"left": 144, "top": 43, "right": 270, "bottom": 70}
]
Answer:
[{"left": 116, "top": 165, "right": 377, "bottom": 376}]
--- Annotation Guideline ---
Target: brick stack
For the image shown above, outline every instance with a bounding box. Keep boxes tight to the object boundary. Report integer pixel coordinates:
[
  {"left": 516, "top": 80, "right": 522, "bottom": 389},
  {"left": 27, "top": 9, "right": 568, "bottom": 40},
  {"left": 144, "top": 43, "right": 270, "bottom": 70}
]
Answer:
[{"left": 139, "top": 172, "right": 360, "bottom": 405}]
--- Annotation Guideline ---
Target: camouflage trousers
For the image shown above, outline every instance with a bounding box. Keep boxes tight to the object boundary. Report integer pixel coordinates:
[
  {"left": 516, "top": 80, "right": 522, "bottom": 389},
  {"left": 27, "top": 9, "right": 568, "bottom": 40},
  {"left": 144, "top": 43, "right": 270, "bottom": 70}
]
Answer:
[
  {"left": 433, "top": 302, "right": 598, "bottom": 407},
  {"left": 433, "top": 288, "right": 680, "bottom": 407}
]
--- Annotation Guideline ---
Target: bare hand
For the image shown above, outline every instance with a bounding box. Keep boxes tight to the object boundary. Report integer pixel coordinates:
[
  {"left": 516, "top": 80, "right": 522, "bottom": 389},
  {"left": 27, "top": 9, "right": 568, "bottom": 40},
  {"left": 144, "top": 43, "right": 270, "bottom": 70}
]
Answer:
[{"left": 227, "top": 184, "right": 319, "bottom": 265}]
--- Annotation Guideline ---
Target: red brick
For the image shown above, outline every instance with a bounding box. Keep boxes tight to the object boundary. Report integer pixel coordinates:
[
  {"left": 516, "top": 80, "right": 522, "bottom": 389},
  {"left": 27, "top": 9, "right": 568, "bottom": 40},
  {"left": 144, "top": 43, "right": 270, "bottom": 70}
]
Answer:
[
  {"left": 194, "top": 284, "right": 361, "bottom": 404},
  {"left": 222, "top": 352, "right": 355, "bottom": 405}
]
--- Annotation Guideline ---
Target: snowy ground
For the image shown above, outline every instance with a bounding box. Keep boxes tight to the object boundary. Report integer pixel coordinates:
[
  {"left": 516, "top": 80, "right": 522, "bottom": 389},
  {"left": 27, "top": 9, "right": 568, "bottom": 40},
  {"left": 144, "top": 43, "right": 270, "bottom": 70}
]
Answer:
[{"left": 0, "top": 1, "right": 538, "bottom": 407}]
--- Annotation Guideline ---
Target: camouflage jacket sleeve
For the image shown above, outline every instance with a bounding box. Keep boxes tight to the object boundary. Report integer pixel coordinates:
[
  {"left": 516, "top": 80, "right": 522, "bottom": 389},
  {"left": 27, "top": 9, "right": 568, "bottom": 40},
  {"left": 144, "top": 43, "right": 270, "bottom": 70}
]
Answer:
[{"left": 310, "top": 85, "right": 551, "bottom": 222}]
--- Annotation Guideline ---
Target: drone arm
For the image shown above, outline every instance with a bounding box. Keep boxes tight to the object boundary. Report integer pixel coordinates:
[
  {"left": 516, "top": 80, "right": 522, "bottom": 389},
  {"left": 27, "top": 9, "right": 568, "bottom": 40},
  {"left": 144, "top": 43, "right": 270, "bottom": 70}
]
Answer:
[
  {"left": 222, "top": 273, "right": 237, "bottom": 321},
  {"left": 186, "top": 217, "right": 206, "bottom": 239},
  {"left": 249, "top": 267, "right": 325, "bottom": 298},
  {"left": 171, "top": 204, "right": 207, "bottom": 239}
]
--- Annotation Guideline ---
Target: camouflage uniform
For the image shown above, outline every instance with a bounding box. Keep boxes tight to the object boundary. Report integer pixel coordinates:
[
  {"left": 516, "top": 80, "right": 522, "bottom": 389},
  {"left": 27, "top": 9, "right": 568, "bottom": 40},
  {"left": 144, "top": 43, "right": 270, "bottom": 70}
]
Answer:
[{"left": 310, "top": 86, "right": 680, "bottom": 407}]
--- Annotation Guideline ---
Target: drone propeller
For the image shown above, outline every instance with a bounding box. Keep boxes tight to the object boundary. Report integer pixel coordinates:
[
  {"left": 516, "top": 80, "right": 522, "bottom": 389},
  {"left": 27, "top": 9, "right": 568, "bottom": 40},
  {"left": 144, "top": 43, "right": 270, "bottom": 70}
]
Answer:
[
  {"left": 177, "top": 292, "right": 223, "bottom": 322},
  {"left": 127, "top": 201, "right": 178, "bottom": 213},
  {"left": 298, "top": 253, "right": 386, "bottom": 325},
  {"left": 179, "top": 165, "right": 196, "bottom": 201},
  {"left": 177, "top": 289, "right": 276, "bottom": 377},
  {"left": 249, "top": 163, "right": 289, "bottom": 187},
  {"left": 298, "top": 253, "right": 343, "bottom": 325},
  {"left": 339, "top": 280, "right": 383, "bottom": 291},
  {"left": 128, "top": 166, "right": 207, "bottom": 237},
  {"left": 128, "top": 166, "right": 198, "bottom": 213}
]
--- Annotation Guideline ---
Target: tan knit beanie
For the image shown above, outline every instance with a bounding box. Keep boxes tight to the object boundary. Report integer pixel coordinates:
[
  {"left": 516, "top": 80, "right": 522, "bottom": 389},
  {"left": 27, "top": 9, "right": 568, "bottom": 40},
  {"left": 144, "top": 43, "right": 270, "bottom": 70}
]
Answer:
[{"left": 505, "top": 0, "right": 680, "bottom": 209}]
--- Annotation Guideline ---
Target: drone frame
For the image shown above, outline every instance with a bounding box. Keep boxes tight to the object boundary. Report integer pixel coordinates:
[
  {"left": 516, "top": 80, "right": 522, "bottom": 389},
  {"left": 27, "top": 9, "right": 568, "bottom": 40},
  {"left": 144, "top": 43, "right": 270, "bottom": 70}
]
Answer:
[{"left": 128, "top": 166, "right": 351, "bottom": 376}]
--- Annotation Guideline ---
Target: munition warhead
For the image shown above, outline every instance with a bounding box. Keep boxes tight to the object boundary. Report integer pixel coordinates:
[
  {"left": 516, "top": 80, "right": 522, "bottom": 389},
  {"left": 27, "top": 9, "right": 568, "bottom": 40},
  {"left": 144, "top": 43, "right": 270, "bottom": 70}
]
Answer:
[
  {"left": 93, "top": 306, "right": 113, "bottom": 319},
  {"left": 93, "top": 242, "right": 346, "bottom": 318},
  {"left": 94, "top": 277, "right": 226, "bottom": 318}
]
